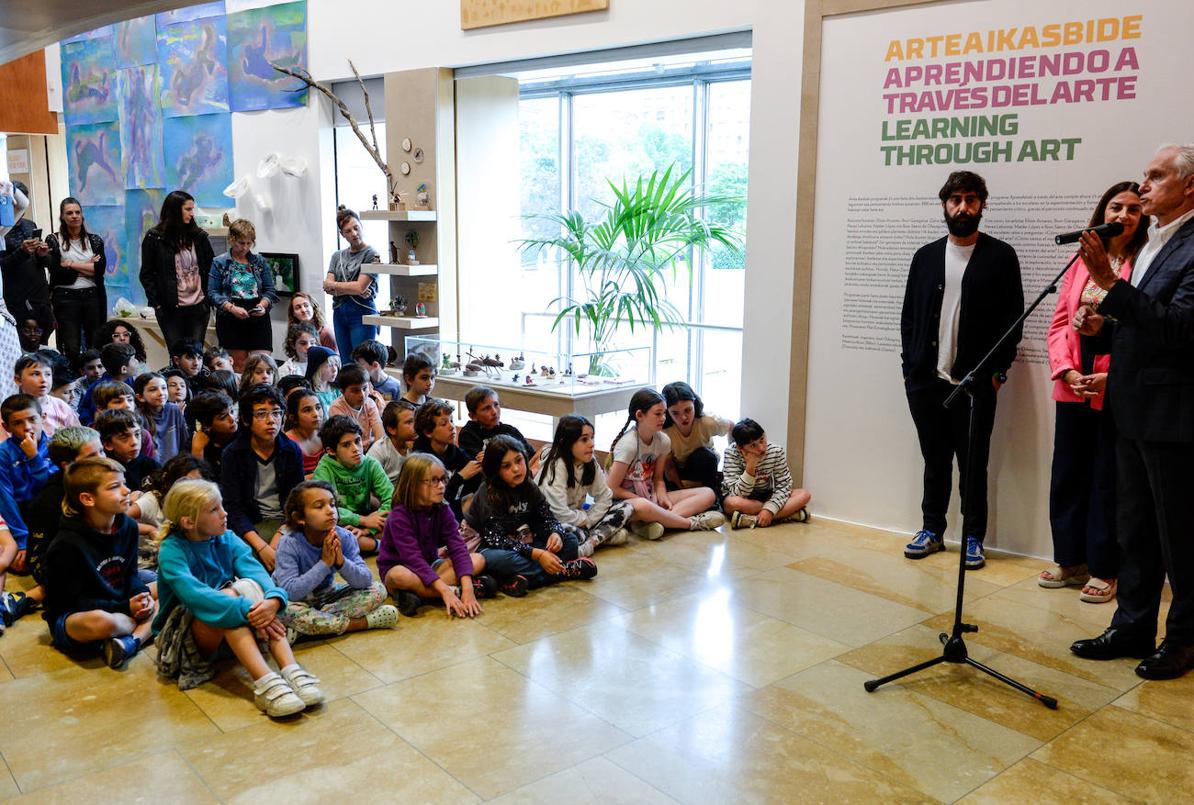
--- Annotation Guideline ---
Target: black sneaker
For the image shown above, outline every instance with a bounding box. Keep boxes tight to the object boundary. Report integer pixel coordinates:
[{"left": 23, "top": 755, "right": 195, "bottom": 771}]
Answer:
[
  {"left": 560, "top": 557, "right": 598, "bottom": 581},
  {"left": 499, "top": 574, "right": 529, "bottom": 597},
  {"left": 472, "top": 574, "right": 498, "bottom": 599},
  {"left": 394, "top": 590, "right": 423, "bottom": 617},
  {"left": 8, "top": 591, "right": 35, "bottom": 620},
  {"left": 0, "top": 593, "right": 14, "bottom": 627}
]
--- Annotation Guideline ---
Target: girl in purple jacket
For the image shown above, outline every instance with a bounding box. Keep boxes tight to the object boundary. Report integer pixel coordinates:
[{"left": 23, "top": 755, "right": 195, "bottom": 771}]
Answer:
[{"left": 377, "top": 453, "right": 496, "bottom": 618}]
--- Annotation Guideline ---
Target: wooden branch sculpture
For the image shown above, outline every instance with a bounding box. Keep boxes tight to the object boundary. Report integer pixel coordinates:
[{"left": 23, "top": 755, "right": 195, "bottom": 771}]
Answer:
[{"left": 272, "top": 60, "right": 397, "bottom": 203}]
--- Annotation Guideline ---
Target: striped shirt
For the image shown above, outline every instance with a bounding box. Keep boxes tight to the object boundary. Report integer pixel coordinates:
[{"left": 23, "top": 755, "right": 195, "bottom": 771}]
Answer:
[{"left": 722, "top": 442, "right": 793, "bottom": 514}]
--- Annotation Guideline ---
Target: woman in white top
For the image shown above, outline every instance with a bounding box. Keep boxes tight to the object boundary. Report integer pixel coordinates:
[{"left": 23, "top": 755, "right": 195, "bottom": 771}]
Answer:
[{"left": 45, "top": 197, "right": 108, "bottom": 358}]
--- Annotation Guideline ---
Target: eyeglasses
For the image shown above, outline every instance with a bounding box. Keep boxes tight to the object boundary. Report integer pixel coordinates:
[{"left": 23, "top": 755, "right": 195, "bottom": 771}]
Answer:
[
  {"left": 252, "top": 409, "right": 284, "bottom": 421},
  {"left": 422, "top": 476, "right": 448, "bottom": 486}
]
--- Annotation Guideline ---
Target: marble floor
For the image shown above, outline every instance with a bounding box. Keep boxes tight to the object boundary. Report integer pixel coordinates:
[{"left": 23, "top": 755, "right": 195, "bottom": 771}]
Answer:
[{"left": 0, "top": 518, "right": 1187, "bottom": 803}]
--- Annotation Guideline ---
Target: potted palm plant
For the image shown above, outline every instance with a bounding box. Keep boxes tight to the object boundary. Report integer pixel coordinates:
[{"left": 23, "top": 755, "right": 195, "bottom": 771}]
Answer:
[{"left": 519, "top": 165, "right": 744, "bottom": 375}]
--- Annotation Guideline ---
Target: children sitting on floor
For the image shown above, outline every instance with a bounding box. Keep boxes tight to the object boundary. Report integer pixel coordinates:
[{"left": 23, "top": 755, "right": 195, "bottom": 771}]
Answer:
[
  {"left": 367, "top": 400, "right": 415, "bottom": 486},
  {"left": 0, "top": 394, "right": 54, "bottom": 574},
  {"left": 12, "top": 352, "right": 79, "bottom": 438},
  {"left": 272, "top": 480, "right": 397, "bottom": 639},
  {"left": 278, "top": 322, "right": 319, "bottom": 378},
  {"left": 412, "top": 399, "right": 482, "bottom": 519},
  {"left": 394, "top": 352, "right": 436, "bottom": 411},
  {"left": 189, "top": 391, "right": 238, "bottom": 477},
  {"left": 607, "top": 388, "right": 725, "bottom": 539},
  {"left": 538, "top": 415, "right": 632, "bottom": 557},
  {"left": 352, "top": 339, "right": 401, "bottom": 401},
  {"left": 285, "top": 389, "right": 325, "bottom": 477},
  {"left": 43, "top": 457, "right": 156, "bottom": 668},
  {"left": 162, "top": 369, "right": 192, "bottom": 413},
  {"left": 95, "top": 409, "right": 160, "bottom": 491},
  {"left": 328, "top": 364, "right": 384, "bottom": 450},
  {"left": 238, "top": 354, "right": 278, "bottom": 399},
  {"left": 458, "top": 385, "right": 534, "bottom": 462},
  {"left": 129, "top": 455, "right": 215, "bottom": 569},
  {"left": 0, "top": 516, "right": 21, "bottom": 635},
  {"left": 722, "top": 417, "right": 811, "bottom": 529},
  {"left": 469, "top": 435, "right": 597, "bottom": 594},
  {"left": 78, "top": 342, "right": 139, "bottom": 425},
  {"left": 378, "top": 453, "right": 494, "bottom": 616},
  {"left": 312, "top": 415, "right": 393, "bottom": 554},
  {"left": 221, "top": 384, "right": 304, "bottom": 572},
  {"left": 662, "top": 381, "right": 733, "bottom": 495},
  {"left": 135, "top": 372, "right": 189, "bottom": 463},
  {"left": 167, "top": 339, "right": 205, "bottom": 382},
  {"left": 204, "top": 346, "right": 234, "bottom": 375},
  {"left": 152, "top": 479, "right": 324, "bottom": 716}
]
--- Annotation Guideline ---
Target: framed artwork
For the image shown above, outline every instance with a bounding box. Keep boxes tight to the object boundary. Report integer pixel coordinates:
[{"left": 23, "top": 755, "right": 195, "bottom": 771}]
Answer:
[
  {"left": 227, "top": 0, "right": 309, "bottom": 112},
  {"left": 163, "top": 113, "right": 234, "bottom": 207},
  {"left": 261, "top": 252, "right": 299, "bottom": 296}
]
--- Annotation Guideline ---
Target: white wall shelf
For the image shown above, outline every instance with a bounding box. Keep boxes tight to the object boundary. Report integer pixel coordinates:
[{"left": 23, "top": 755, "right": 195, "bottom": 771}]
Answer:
[
  {"left": 360, "top": 209, "right": 437, "bottom": 222},
  {"left": 371, "top": 263, "right": 438, "bottom": 277},
  {"left": 364, "top": 314, "right": 439, "bottom": 329}
]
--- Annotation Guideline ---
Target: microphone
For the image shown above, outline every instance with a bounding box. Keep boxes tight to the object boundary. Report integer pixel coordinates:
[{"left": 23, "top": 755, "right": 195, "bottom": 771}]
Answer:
[{"left": 1055, "top": 221, "right": 1123, "bottom": 245}]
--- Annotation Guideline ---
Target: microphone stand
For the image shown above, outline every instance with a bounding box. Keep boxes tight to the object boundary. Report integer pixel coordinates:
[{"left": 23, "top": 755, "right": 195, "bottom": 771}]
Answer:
[{"left": 863, "top": 249, "right": 1085, "bottom": 709}]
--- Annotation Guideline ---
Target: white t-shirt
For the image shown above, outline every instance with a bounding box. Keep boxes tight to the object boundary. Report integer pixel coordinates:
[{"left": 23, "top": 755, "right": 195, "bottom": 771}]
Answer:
[
  {"left": 935, "top": 240, "right": 976, "bottom": 384},
  {"left": 60, "top": 238, "right": 97, "bottom": 289},
  {"left": 612, "top": 429, "right": 671, "bottom": 488}
]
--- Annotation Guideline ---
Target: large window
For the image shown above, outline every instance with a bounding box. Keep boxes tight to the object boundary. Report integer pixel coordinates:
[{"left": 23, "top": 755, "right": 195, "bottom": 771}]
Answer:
[{"left": 516, "top": 49, "right": 751, "bottom": 421}]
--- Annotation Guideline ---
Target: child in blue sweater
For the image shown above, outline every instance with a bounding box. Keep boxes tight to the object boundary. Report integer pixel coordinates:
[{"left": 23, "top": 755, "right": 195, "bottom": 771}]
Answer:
[
  {"left": 152, "top": 478, "right": 324, "bottom": 718},
  {"left": 135, "top": 372, "right": 189, "bottom": 463},
  {"left": 0, "top": 394, "right": 53, "bottom": 571},
  {"left": 272, "top": 480, "right": 396, "bottom": 640}
]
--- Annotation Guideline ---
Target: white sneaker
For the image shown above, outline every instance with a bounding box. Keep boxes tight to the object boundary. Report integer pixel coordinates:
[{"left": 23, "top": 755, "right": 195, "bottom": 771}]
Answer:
[
  {"left": 605, "top": 528, "right": 630, "bottom": 546},
  {"left": 280, "top": 665, "right": 325, "bottom": 707},
  {"left": 577, "top": 538, "right": 595, "bottom": 557},
  {"left": 253, "top": 672, "right": 306, "bottom": 717},
  {"left": 631, "top": 522, "right": 666, "bottom": 540},
  {"left": 689, "top": 511, "right": 726, "bottom": 531},
  {"left": 365, "top": 604, "right": 399, "bottom": 630}
]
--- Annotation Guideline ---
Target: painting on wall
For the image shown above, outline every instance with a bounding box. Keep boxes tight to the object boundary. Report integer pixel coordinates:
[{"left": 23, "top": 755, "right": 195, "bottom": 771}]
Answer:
[
  {"left": 66, "top": 122, "right": 122, "bottom": 205},
  {"left": 157, "top": 16, "right": 230, "bottom": 116},
  {"left": 164, "top": 113, "right": 234, "bottom": 207},
  {"left": 61, "top": 38, "right": 119, "bottom": 126},
  {"left": 114, "top": 17, "right": 158, "bottom": 68},
  {"left": 156, "top": 2, "right": 225, "bottom": 27},
  {"left": 124, "top": 189, "right": 165, "bottom": 306},
  {"left": 261, "top": 252, "right": 300, "bottom": 295},
  {"left": 86, "top": 204, "right": 132, "bottom": 296},
  {"left": 63, "top": 26, "right": 114, "bottom": 44},
  {"left": 117, "top": 66, "right": 166, "bottom": 189},
  {"left": 227, "top": 1, "right": 308, "bottom": 111}
]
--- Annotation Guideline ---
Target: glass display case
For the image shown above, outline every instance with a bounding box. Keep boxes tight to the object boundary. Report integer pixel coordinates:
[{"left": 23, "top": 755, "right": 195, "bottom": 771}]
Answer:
[{"left": 400, "top": 336, "right": 652, "bottom": 420}]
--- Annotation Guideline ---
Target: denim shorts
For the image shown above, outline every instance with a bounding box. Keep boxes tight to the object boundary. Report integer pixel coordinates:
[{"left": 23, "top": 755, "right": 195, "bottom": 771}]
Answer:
[{"left": 50, "top": 612, "right": 98, "bottom": 654}]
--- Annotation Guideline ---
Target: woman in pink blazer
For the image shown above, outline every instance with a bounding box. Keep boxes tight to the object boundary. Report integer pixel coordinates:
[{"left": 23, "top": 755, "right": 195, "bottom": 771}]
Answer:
[{"left": 1043, "top": 181, "right": 1147, "bottom": 603}]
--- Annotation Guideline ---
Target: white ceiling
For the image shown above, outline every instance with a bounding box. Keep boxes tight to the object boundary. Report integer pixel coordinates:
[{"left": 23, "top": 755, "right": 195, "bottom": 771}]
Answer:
[{"left": 0, "top": 0, "right": 208, "bottom": 66}]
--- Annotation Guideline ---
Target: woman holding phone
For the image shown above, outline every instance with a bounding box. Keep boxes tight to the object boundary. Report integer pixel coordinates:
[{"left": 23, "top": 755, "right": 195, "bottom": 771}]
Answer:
[
  {"left": 208, "top": 218, "right": 278, "bottom": 371},
  {"left": 45, "top": 196, "right": 108, "bottom": 358}
]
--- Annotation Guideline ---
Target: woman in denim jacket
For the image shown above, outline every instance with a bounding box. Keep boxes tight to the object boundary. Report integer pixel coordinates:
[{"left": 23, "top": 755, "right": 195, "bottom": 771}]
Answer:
[{"left": 209, "top": 218, "right": 278, "bottom": 371}]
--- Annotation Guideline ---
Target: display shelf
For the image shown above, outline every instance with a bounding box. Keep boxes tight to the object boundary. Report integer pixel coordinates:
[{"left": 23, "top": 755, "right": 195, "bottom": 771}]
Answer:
[
  {"left": 360, "top": 209, "right": 437, "bottom": 222},
  {"left": 371, "top": 263, "right": 438, "bottom": 277},
  {"left": 364, "top": 314, "right": 439, "bottom": 329}
]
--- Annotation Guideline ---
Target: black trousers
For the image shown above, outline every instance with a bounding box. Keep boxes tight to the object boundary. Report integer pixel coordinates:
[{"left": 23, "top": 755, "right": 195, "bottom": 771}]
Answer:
[
  {"left": 1048, "top": 401, "right": 1118, "bottom": 578},
  {"left": 668, "top": 446, "right": 723, "bottom": 498},
  {"left": 906, "top": 377, "right": 997, "bottom": 539},
  {"left": 156, "top": 304, "right": 210, "bottom": 347},
  {"left": 52, "top": 287, "right": 105, "bottom": 358},
  {"left": 1111, "top": 437, "right": 1194, "bottom": 644}
]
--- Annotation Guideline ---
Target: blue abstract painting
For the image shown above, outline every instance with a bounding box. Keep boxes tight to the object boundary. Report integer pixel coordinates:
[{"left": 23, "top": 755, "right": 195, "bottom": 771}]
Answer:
[
  {"left": 157, "top": 17, "right": 230, "bottom": 117},
  {"left": 61, "top": 38, "right": 118, "bottom": 126},
  {"left": 227, "top": 1, "right": 308, "bottom": 111},
  {"left": 114, "top": 17, "right": 157, "bottom": 68},
  {"left": 118, "top": 66, "right": 166, "bottom": 189},
  {"left": 63, "top": 26, "right": 114, "bottom": 44},
  {"left": 156, "top": 2, "right": 225, "bottom": 27},
  {"left": 66, "top": 122, "right": 122, "bottom": 205},
  {"left": 124, "top": 189, "right": 165, "bottom": 305},
  {"left": 85, "top": 204, "right": 129, "bottom": 289},
  {"left": 164, "top": 113, "right": 234, "bottom": 207}
]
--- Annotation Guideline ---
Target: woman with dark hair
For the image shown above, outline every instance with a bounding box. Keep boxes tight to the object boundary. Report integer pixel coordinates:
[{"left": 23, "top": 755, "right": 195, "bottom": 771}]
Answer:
[
  {"left": 45, "top": 196, "right": 107, "bottom": 357},
  {"left": 139, "top": 189, "right": 214, "bottom": 345},
  {"left": 1041, "top": 181, "right": 1149, "bottom": 604},
  {"left": 323, "top": 206, "right": 379, "bottom": 362},
  {"left": 93, "top": 319, "right": 149, "bottom": 364}
]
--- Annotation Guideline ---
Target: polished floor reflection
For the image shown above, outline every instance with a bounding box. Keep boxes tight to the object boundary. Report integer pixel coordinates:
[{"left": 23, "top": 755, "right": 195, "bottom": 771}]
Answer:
[{"left": 1, "top": 518, "right": 1185, "bottom": 803}]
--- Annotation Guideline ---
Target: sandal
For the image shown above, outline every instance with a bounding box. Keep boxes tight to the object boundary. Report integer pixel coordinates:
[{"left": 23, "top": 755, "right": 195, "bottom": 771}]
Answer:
[
  {"left": 1038, "top": 564, "right": 1089, "bottom": 588},
  {"left": 1079, "top": 577, "right": 1116, "bottom": 603}
]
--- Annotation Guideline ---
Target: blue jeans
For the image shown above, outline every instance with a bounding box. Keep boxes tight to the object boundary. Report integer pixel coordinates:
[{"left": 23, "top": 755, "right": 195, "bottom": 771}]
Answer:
[
  {"left": 480, "top": 531, "right": 579, "bottom": 589},
  {"left": 333, "top": 302, "right": 378, "bottom": 364}
]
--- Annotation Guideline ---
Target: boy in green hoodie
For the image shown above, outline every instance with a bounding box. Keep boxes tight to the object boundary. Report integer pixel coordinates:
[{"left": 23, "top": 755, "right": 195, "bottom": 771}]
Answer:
[
  {"left": 42, "top": 456, "right": 156, "bottom": 668},
  {"left": 312, "top": 415, "right": 393, "bottom": 554}
]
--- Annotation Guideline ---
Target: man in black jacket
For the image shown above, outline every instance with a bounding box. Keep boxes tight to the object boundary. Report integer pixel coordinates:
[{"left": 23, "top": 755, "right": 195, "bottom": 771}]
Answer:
[
  {"left": 900, "top": 171, "right": 1024, "bottom": 570},
  {"left": 1070, "top": 144, "right": 1194, "bottom": 680}
]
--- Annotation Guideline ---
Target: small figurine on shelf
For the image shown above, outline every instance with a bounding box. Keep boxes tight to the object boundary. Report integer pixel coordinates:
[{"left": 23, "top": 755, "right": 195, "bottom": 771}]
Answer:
[
  {"left": 524, "top": 375, "right": 534, "bottom": 385},
  {"left": 389, "top": 240, "right": 399, "bottom": 264},
  {"left": 510, "top": 352, "right": 525, "bottom": 370},
  {"left": 530, "top": 363, "right": 537, "bottom": 374},
  {"left": 441, "top": 353, "right": 452, "bottom": 371},
  {"left": 389, "top": 191, "right": 405, "bottom": 211},
  {"left": 464, "top": 361, "right": 483, "bottom": 377},
  {"left": 414, "top": 301, "right": 427, "bottom": 318},
  {"left": 564, "top": 363, "right": 573, "bottom": 377},
  {"left": 415, "top": 182, "right": 430, "bottom": 208},
  {"left": 372, "top": 194, "right": 378, "bottom": 210},
  {"left": 404, "top": 230, "right": 419, "bottom": 265},
  {"left": 511, "top": 374, "right": 520, "bottom": 384},
  {"left": 386, "top": 294, "right": 407, "bottom": 316}
]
